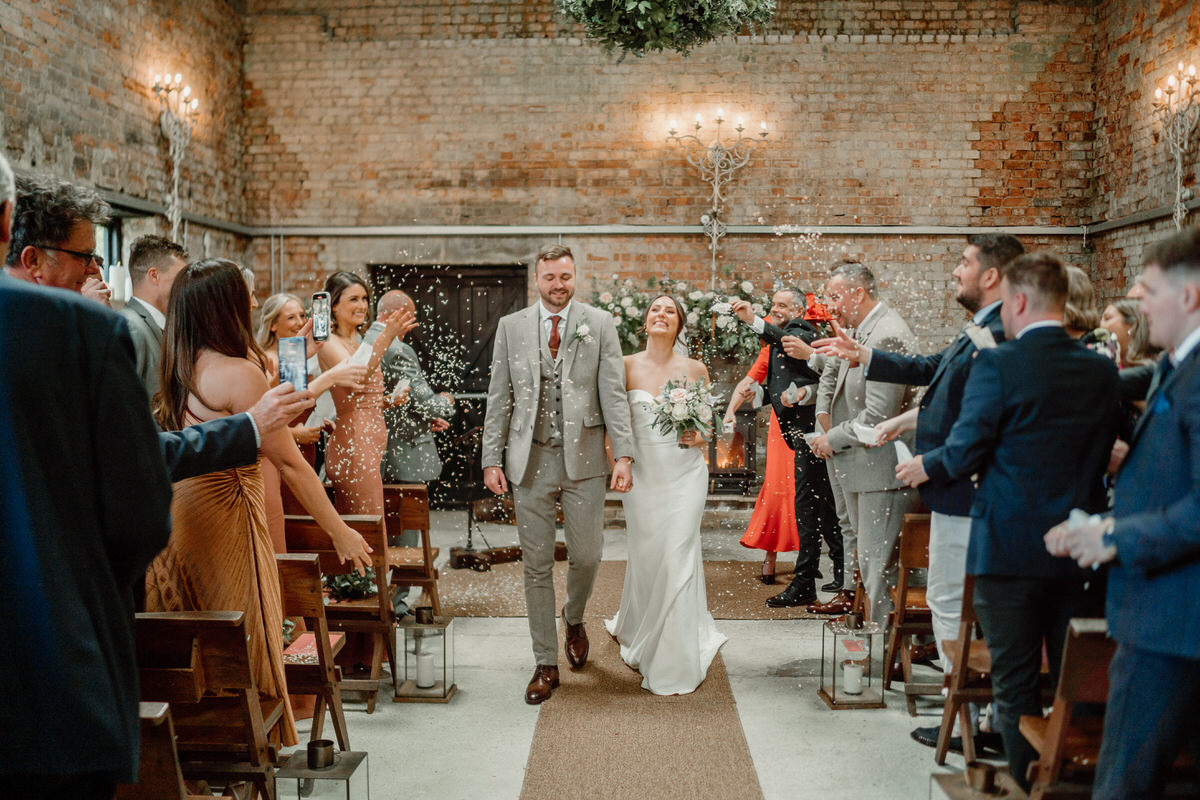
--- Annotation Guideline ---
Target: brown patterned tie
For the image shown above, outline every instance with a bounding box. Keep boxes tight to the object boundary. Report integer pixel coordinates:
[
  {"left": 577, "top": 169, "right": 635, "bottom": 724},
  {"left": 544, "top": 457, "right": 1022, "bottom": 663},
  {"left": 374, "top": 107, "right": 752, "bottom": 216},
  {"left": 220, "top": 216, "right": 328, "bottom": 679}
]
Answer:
[{"left": 548, "top": 315, "right": 561, "bottom": 360}]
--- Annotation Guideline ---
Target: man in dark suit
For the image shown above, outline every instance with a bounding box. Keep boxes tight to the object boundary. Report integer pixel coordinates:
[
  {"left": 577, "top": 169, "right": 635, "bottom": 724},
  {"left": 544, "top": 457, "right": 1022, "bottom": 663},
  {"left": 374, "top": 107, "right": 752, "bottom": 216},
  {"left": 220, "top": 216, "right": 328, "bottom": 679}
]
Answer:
[
  {"left": 119, "top": 234, "right": 187, "bottom": 398},
  {"left": 815, "top": 233, "right": 1023, "bottom": 749},
  {"left": 898, "top": 253, "right": 1121, "bottom": 791},
  {"left": 732, "top": 289, "right": 842, "bottom": 607},
  {"left": 1047, "top": 227, "right": 1200, "bottom": 798}
]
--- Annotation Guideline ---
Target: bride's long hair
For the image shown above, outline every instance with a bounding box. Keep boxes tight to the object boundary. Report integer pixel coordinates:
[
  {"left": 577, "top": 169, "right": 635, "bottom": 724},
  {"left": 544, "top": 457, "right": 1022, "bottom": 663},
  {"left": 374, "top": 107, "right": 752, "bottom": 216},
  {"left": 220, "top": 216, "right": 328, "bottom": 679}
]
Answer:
[{"left": 642, "top": 294, "right": 688, "bottom": 348}]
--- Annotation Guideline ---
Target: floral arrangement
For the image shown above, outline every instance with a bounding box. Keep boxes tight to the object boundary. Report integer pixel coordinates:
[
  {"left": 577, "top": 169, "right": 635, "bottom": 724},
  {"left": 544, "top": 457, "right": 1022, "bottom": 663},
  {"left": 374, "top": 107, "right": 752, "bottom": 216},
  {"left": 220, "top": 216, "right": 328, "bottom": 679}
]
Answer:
[
  {"left": 324, "top": 569, "right": 378, "bottom": 602},
  {"left": 590, "top": 275, "right": 768, "bottom": 362},
  {"left": 557, "top": 0, "right": 777, "bottom": 59},
  {"left": 652, "top": 378, "right": 719, "bottom": 448}
]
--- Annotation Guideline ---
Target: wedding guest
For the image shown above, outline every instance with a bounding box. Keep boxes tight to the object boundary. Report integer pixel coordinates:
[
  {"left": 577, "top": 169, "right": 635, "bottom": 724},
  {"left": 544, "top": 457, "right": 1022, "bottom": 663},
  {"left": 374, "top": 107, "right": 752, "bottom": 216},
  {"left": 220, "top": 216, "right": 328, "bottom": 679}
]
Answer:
[
  {"left": 1101, "top": 298, "right": 1158, "bottom": 369},
  {"left": 816, "top": 233, "right": 1023, "bottom": 751},
  {"left": 319, "top": 271, "right": 416, "bottom": 515},
  {"left": 899, "top": 253, "right": 1121, "bottom": 792},
  {"left": 145, "top": 259, "right": 374, "bottom": 748},
  {"left": 807, "top": 261, "right": 920, "bottom": 625},
  {"left": 4, "top": 172, "right": 112, "bottom": 306},
  {"left": 120, "top": 234, "right": 188, "bottom": 398},
  {"left": 1046, "top": 226, "right": 1200, "bottom": 798},
  {"left": 731, "top": 289, "right": 842, "bottom": 606},
  {"left": 0, "top": 151, "right": 167, "bottom": 800}
]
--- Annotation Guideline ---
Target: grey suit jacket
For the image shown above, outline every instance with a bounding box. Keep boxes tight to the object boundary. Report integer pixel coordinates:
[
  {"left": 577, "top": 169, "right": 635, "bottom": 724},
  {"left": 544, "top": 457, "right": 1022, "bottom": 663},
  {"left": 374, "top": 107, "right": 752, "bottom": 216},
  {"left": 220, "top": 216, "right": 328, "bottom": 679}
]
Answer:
[
  {"left": 381, "top": 339, "right": 454, "bottom": 483},
  {"left": 482, "top": 301, "right": 635, "bottom": 484},
  {"left": 119, "top": 296, "right": 163, "bottom": 398},
  {"left": 822, "top": 303, "right": 919, "bottom": 493}
]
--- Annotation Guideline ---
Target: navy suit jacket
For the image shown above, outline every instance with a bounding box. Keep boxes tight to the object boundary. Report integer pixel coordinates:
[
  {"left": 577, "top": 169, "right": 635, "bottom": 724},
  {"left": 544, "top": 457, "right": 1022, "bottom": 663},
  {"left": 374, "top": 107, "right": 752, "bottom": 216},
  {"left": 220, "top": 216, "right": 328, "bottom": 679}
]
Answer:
[
  {"left": 757, "top": 316, "right": 822, "bottom": 448},
  {"left": 0, "top": 277, "right": 172, "bottom": 780},
  {"left": 923, "top": 326, "right": 1121, "bottom": 578},
  {"left": 159, "top": 414, "right": 257, "bottom": 482},
  {"left": 1108, "top": 348, "right": 1200, "bottom": 659},
  {"left": 868, "top": 303, "right": 1007, "bottom": 516}
]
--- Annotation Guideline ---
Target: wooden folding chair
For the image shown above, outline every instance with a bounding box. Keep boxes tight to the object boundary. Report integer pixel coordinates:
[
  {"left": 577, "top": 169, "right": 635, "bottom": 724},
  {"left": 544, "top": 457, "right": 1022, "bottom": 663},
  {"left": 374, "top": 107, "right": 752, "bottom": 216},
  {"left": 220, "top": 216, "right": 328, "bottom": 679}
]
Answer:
[
  {"left": 134, "top": 611, "right": 281, "bottom": 800},
  {"left": 116, "top": 702, "right": 212, "bottom": 800},
  {"left": 284, "top": 514, "right": 396, "bottom": 713},
  {"left": 1020, "top": 618, "right": 1115, "bottom": 797},
  {"left": 277, "top": 553, "right": 350, "bottom": 750},
  {"left": 382, "top": 483, "right": 442, "bottom": 615},
  {"left": 884, "top": 513, "right": 938, "bottom": 714},
  {"left": 934, "top": 574, "right": 994, "bottom": 765}
]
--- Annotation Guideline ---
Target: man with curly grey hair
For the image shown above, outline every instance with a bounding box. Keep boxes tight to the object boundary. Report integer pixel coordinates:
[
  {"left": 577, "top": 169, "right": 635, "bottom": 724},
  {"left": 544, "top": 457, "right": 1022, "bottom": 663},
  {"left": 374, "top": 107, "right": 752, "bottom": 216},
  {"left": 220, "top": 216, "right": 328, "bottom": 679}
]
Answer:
[{"left": 4, "top": 171, "right": 113, "bottom": 305}]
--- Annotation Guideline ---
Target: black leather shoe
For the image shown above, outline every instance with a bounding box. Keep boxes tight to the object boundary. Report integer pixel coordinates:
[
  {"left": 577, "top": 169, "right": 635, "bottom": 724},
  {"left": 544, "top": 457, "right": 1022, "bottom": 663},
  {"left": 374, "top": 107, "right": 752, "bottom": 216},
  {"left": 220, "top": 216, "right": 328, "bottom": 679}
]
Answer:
[
  {"left": 765, "top": 582, "right": 817, "bottom": 608},
  {"left": 911, "top": 726, "right": 960, "bottom": 753},
  {"left": 759, "top": 573, "right": 776, "bottom": 585},
  {"left": 976, "top": 731, "right": 1005, "bottom": 756},
  {"left": 820, "top": 580, "right": 843, "bottom": 592}
]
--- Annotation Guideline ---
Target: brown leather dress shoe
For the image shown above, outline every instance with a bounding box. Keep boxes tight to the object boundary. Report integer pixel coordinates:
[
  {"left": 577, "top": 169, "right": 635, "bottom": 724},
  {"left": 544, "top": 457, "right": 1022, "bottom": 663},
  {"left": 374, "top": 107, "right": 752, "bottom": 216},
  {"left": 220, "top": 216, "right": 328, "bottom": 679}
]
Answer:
[
  {"left": 525, "top": 665, "right": 559, "bottom": 705},
  {"left": 807, "top": 589, "right": 855, "bottom": 615},
  {"left": 564, "top": 620, "right": 589, "bottom": 669}
]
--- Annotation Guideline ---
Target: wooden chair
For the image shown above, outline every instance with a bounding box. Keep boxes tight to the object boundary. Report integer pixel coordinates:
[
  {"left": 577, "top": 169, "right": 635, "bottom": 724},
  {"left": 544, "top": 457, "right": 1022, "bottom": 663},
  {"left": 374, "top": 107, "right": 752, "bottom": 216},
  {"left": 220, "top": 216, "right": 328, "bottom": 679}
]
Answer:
[
  {"left": 883, "top": 513, "right": 938, "bottom": 714},
  {"left": 382, "top": 483, "right": 442, "bottom": 615},
  {"left": 134, "top": 611, "right": 281, "bottom": 800},
  {"left": 116, "top": 702, "right": 212, "bottom": 800},
  {"left": 277, "top": 553, "right": 350, "bottom": 750},
  {"left": 1019, "top": 618, "right": 1116, "bottom": 798},
  {"left": 934, "top": 574, "right": 994, "bottom": 765},
  {"left": 284, "top": 513, "right": 396, "bottom": 713}
]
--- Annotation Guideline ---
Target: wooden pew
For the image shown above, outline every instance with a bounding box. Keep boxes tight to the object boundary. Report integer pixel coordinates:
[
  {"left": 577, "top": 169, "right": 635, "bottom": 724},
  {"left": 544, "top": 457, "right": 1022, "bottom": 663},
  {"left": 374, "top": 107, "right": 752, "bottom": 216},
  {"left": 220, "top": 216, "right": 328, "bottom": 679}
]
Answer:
[
  {"left": 134, "top": 611, "right": 280, "bottom": 800},
  {"left": 277, "top": 553, "right": 350, "bottom": 750},
  {"left": 883, "top": 513, "right": 937, "bottom": 714},
  {"left": 935, "top": 574, "right": 994, "bottom": 765},
  {"left": 284, "top": 514, "right": 396, "bottom": 713},
  {"left": 115, "top": 702, "right": 212, "bottom": 800},
  {"left": 382, "top": 483, "right": 442, "bottom": 615}
]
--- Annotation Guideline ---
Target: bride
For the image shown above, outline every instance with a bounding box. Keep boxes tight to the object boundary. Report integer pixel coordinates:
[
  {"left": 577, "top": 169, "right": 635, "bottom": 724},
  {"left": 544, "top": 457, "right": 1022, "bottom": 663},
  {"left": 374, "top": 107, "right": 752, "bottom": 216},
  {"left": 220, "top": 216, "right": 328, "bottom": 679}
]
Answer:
[{"left": 605, "top": 294, "right": 727, "bottom": 695}]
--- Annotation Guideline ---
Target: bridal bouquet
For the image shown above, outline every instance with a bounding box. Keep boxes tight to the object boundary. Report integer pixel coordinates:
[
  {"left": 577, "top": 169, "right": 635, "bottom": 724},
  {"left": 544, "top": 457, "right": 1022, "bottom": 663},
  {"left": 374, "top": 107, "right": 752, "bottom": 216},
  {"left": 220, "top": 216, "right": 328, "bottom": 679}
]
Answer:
[{"left": 652, "top": 378, "right": 719, "bottom": 449}]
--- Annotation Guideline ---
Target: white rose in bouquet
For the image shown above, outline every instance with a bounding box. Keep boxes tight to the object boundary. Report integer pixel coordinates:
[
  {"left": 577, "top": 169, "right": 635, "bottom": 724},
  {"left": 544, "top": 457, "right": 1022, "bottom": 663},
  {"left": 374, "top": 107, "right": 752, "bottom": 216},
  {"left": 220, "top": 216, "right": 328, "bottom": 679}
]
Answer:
[
  {"left": 671, "top": 402, "right": 690, "bottom": 421},
  {"left": 696, "top": 404, "right": 713, "bottom": 422},
  {"left": 668, "top": 387, "right": 689, "bottom": 404}
]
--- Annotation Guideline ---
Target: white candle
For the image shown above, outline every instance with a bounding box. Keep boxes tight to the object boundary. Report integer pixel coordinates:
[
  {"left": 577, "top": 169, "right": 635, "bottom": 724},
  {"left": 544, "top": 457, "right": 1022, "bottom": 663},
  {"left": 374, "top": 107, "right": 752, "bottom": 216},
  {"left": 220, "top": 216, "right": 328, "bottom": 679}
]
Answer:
[
  {"left": 416, "top": 649, "right": 435, "bottom": 689},
  {"left": 843, "top": 660, "right": 864, "bottom": 695}
]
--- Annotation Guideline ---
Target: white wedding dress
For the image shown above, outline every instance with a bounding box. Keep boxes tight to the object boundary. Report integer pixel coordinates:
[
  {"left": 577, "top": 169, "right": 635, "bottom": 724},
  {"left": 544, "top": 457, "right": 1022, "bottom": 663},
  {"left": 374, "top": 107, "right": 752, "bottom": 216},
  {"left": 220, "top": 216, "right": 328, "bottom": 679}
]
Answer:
[{"left": 605, "top": 389, "right": 727, "bottom": 695}]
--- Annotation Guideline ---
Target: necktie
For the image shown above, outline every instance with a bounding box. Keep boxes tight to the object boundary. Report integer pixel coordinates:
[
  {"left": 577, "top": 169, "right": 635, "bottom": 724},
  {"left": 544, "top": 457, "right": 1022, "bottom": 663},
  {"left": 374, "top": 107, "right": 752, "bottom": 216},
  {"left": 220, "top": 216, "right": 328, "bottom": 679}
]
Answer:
[
  {"left": 549, "top": 315, "right": 561, "bottom": 361},
  {"left": 1149, "top": 354, "right": 1175, "bottom": 399}
]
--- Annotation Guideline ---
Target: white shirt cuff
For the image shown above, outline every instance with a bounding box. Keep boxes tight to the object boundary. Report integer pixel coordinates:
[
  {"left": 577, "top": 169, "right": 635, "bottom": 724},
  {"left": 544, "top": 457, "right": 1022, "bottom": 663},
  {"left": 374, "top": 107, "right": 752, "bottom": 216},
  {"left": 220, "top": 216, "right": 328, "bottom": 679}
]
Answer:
[
  {"left": 751, "top": 317, "right": 765, "bottom": 335},
  {"left": 244, "top": 411, "right": 262, "bottom": 448}
]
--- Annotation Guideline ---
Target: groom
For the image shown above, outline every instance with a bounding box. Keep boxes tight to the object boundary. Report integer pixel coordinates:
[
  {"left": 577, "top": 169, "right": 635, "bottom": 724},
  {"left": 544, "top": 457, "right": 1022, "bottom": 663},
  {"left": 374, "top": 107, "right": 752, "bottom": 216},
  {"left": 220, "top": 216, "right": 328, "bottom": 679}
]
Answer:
[{"left": 482, "top": 244, "right": 636, "bottom": 704}]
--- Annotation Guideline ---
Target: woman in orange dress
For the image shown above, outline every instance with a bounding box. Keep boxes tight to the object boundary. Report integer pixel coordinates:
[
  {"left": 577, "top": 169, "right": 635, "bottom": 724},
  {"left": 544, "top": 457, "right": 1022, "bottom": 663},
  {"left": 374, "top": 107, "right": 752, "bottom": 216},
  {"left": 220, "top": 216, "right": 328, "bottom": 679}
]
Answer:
[
  {"left": 145, "top": 259, "right": 375, "bottom": 746},
  {"left": 726, "top": 346, "right": 799, "bottom": 584},
  {"left": 318, "top": 271, "right": 416, "bottom": 515}
]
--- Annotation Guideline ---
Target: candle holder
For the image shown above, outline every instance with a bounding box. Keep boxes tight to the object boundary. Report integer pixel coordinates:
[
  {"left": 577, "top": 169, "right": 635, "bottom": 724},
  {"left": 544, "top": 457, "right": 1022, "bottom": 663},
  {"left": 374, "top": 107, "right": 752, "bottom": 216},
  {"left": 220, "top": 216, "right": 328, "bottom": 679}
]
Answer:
[
  {"left": 152, "top": 72, "right": 199, "bottom": 241},
  {"left": 276, "top": 749, "right": 369, "bottom": 799},
  {"left": 818, "top": 617, "right": 886, "bottom": 710},
  {"left": 1153, "top": 61, "right": 1200, "bottom": 230},
  {"left": 666, "top": 111, "right": 769, "bottom": 288},
  {"left": 394, "top": 615, "right": 456, "bottom": 703}
]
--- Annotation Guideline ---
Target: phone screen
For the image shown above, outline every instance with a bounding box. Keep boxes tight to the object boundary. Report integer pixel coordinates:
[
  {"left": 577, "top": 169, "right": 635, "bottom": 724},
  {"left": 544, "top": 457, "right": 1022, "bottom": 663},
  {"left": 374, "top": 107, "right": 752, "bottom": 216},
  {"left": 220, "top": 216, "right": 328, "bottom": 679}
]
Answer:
[
  {"left": 278, "top": 336, "right": 308, "bottom": 391},
  {"left": 311, "top": 292, "right": 331, "bottom": 341}
]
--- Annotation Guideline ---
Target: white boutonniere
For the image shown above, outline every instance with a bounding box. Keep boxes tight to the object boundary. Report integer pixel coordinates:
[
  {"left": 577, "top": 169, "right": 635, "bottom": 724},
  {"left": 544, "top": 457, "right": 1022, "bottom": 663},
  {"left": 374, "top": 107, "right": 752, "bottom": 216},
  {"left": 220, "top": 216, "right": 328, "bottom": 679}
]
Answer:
[{"left": 574, "top": 320, "right": 594, "bottom": 344}]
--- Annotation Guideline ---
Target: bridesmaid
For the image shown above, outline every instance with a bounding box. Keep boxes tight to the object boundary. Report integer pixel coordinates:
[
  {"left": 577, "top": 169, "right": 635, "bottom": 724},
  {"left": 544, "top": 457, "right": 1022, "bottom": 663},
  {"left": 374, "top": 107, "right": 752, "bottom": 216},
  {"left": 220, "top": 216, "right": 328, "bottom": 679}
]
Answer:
[
  {"left": 146, "top": 259, "right": 374, "bottom": 746},
  {"left": 318, "top": 271, "right": 416, "bottom": 515}
]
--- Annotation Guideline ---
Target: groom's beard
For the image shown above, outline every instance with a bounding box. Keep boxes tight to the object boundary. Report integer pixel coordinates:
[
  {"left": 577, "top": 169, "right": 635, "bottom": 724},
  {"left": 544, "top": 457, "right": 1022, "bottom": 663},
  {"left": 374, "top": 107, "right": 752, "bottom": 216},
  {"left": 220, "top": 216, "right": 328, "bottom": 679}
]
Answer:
[{"left": 541, "top": 289, "right": 573, "bottom": 308}]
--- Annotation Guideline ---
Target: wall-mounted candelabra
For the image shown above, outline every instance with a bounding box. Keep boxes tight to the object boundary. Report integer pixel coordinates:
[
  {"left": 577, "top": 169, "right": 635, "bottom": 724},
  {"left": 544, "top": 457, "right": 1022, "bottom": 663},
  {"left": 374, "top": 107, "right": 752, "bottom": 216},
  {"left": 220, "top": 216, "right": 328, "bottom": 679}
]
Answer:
[
  {"left": 153, "top": 73, "right": 199, "bottom": 241},
  {"left": 1153, "top": 61, "right": 1199, "bottom": 230},
  {"left": 667, "top": 111, "right": 769, "bottom": 287}
]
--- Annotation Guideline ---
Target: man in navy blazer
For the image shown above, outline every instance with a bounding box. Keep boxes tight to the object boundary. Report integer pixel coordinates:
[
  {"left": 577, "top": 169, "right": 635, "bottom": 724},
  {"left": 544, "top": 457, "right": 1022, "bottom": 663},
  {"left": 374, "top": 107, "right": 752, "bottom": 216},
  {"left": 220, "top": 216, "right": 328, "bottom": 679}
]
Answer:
[
  {"left": 815, "top": 234, "right": 1023, "bottom": 749},
  {"left": 732, "top": 290, "right": 842, "bottom": 606},
  {"left": 898, "top": 253, "right": 1121, "bottom": 790},
  {"left": 1048, "top": 227, "right": 1200, "bottom": 798}
]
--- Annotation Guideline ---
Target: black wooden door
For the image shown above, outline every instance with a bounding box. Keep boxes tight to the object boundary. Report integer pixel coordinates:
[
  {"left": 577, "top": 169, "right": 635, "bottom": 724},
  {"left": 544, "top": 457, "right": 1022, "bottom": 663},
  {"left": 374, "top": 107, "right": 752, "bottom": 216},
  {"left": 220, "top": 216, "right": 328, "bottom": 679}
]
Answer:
[{"left": 368, "top": 263, "right": 527, "bottom": 507}]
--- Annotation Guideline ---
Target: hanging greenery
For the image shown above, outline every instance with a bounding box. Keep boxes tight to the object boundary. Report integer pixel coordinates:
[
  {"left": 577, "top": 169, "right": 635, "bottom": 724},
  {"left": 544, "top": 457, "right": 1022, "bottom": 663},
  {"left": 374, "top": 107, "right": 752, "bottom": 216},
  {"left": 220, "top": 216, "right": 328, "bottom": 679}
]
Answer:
[{"left": 556, "top": 0, "right": 777, "bottom": 59}]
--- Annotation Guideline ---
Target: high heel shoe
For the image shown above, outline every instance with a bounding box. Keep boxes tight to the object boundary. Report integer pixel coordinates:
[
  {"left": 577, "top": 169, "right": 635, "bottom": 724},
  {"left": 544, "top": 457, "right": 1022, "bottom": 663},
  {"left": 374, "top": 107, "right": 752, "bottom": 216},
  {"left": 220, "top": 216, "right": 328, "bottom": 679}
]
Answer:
[{"left": 759, "top": 566, "right": 776, "bottom": 585}]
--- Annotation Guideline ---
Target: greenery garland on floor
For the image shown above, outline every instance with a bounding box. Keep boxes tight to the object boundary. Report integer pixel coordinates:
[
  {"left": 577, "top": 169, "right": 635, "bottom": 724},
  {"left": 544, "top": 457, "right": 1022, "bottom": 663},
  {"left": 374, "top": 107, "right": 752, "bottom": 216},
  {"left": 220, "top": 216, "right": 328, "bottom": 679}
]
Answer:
[{"left": 557, "top": 0, "right": 777, "bottom": 58}]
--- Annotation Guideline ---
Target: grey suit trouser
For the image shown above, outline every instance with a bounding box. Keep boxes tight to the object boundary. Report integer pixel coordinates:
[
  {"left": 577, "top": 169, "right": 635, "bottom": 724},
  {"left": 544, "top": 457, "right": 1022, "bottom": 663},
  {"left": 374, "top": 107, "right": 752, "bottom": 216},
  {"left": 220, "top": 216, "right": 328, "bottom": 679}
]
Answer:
[
  {"left": 512, "top": 441, "right": 606, "bottom": 666},
  {"left": 843, "top": 487, "right": 919, "bottom": 626},
  {"left": 827, "top": 464, "right": 857, "bottom": 584}
]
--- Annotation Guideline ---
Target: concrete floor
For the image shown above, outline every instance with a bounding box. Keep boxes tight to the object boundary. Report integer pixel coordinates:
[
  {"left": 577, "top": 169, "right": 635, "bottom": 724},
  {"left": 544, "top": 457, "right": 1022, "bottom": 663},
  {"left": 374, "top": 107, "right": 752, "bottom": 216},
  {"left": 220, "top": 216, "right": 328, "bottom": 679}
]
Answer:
[{"left": 283, "top": 510, "right": 970, "bottom": 799}]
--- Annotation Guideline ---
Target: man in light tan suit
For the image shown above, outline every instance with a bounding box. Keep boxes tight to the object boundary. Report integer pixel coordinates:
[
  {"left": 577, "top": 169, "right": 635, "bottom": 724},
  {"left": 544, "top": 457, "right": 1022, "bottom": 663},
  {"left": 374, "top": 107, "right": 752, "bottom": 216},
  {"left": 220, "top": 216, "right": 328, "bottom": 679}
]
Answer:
[
  {"left": 482, "top": 244, "right": 635, "bottom": 704},
  {"left": 810, "top": 261, "right": 920, "bottom": 626}
]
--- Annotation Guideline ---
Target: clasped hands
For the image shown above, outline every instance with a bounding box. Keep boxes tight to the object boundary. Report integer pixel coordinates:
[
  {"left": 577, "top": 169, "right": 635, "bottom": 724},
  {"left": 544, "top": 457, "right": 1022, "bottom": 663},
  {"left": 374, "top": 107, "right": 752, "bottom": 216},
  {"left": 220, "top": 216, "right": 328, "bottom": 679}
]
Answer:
[{"left": 1044, "top": 517, "right": 1117, "bottom": 569}]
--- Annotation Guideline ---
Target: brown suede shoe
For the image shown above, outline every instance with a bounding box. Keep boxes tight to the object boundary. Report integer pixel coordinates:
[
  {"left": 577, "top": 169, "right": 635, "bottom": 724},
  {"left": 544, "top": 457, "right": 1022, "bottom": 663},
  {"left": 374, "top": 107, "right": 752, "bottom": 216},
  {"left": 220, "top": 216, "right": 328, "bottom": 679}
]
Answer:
[
  {"left": 525, "top": 665, "right": 559, "bottom": 705},
  {"left": 807, "top": 589, "right": 855, "bottom": 615},
  {"left": 564, "top": 619, "right": 589, "bottom": 669}
]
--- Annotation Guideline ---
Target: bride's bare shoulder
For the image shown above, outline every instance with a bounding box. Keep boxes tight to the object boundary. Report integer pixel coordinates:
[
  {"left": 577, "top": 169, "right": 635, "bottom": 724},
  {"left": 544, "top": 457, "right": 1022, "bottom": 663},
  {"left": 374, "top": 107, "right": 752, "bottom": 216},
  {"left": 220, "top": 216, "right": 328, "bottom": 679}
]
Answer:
[{"left": 680, "top": 356, "right": 709, "bottom": 381}]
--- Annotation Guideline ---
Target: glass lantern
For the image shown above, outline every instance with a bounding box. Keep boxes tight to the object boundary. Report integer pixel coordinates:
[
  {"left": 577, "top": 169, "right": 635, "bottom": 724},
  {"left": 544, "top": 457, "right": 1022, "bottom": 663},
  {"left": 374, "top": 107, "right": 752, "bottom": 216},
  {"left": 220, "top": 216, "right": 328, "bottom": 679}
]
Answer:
[
  {"left": 276, "top": 750, "right": 369, "bottom": 799},
  {"left": 395, "top": 615, "right": 456, "bottom": 702},
  {"left": 818, "top": 617, "right": 886, "bottom": 710}
]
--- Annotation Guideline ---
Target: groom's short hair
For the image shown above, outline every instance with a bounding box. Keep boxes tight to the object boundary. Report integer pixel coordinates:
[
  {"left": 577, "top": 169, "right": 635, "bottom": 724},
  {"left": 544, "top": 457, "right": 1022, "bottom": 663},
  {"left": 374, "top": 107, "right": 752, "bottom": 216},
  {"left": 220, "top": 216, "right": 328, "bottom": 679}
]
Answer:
[{"left": 536, "top": 244, "right": 574, "bottom": 269}]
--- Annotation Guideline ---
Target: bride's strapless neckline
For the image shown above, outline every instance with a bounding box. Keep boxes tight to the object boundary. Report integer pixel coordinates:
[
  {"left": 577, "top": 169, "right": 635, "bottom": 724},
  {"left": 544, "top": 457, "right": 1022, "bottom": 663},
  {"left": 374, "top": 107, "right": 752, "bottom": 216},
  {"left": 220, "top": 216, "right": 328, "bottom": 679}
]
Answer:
[{"left": 627, "top": 388, "right": 657, "bottom": 401}]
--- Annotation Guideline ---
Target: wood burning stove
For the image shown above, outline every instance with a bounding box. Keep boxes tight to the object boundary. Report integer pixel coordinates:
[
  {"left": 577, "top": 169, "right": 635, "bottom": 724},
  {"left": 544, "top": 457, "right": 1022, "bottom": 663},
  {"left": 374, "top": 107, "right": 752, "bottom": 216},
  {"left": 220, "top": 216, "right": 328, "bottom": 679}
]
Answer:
[{"left": 704, "top": 405, "right": 757, "bottom": 494}]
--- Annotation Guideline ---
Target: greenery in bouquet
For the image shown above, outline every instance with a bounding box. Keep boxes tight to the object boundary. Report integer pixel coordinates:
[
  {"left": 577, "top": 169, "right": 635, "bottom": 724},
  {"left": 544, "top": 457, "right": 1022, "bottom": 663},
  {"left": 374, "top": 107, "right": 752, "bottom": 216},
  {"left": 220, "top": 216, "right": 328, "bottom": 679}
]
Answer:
[
  {"left": 590, "top": 274, "right": 769, "bottom": 362},
  {"left": 556, "top": 0, "right": 777, "bottom": 59},
  {"left": 324, "top": 568, "right": 378, "bottom": 603},
  {"left": 651, "top": 377, "right": 719, "bottom": 447}
]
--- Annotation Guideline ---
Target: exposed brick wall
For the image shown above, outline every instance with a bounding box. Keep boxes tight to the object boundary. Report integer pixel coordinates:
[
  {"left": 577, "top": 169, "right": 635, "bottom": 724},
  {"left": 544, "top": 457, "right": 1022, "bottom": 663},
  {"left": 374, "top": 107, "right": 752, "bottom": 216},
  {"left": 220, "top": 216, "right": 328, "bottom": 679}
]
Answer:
[{"left": 0, "top": 0, "right": 248, "bottom": 232}]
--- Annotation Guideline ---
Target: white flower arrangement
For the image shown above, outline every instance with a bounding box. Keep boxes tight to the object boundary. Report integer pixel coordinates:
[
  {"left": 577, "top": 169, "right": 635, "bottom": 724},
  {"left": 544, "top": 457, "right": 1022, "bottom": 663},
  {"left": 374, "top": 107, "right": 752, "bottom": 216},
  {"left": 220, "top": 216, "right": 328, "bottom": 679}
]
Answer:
[
  {"left": 653, "top": 378, "right": 720, "bottom": 448},
  {"left": 574, "top": 320, "right": 594, "bottom": 344},
  {"left": 741, "top": 280, "right": 756, "bottom": 294}
]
